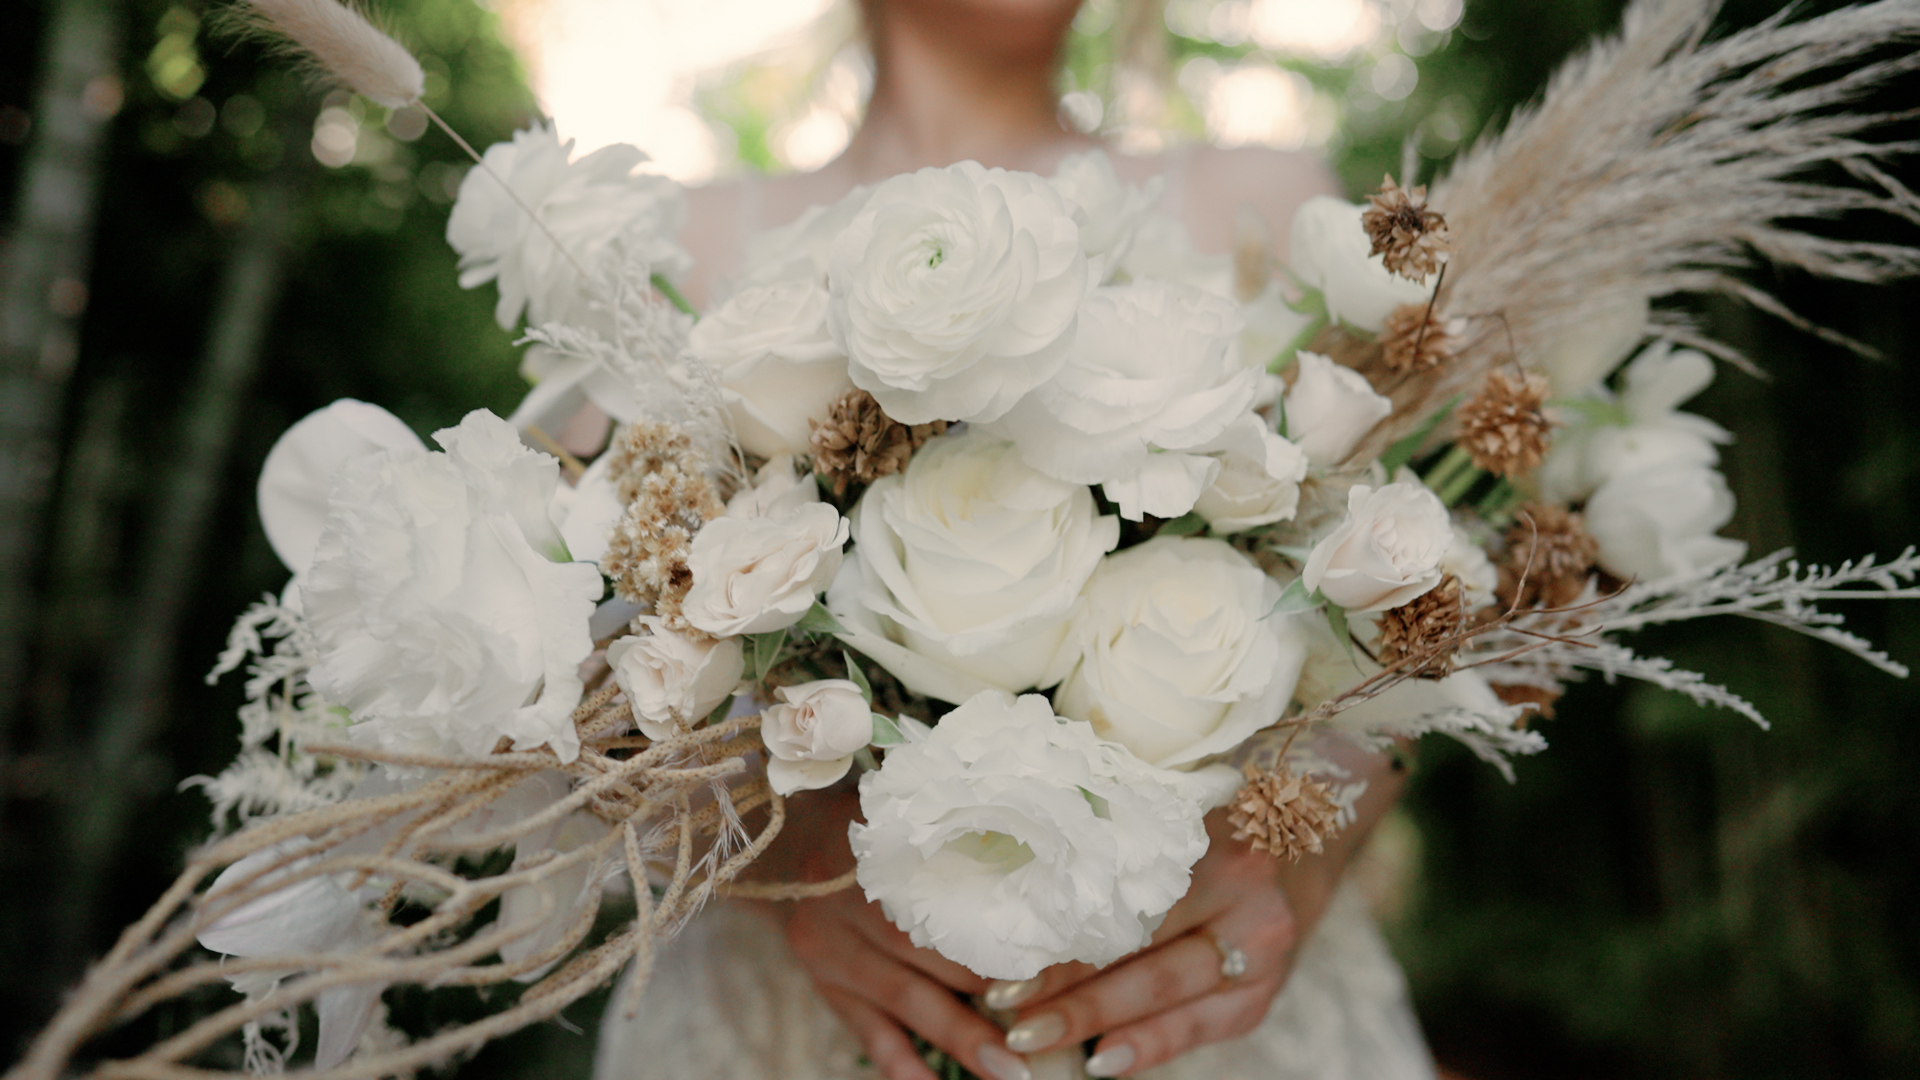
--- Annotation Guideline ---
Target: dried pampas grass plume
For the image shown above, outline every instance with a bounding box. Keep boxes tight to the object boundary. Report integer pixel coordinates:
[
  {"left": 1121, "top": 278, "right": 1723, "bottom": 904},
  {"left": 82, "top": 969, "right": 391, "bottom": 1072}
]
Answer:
[{"left": 227, "top": 0, "right": 424, "bottom": 109}]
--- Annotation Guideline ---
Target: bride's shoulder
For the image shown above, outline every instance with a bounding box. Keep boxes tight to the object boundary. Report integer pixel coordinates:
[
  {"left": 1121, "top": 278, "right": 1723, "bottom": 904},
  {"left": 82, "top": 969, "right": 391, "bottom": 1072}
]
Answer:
[{"left": 1114, "top": 143, "right": 1343, "bottom": 255}]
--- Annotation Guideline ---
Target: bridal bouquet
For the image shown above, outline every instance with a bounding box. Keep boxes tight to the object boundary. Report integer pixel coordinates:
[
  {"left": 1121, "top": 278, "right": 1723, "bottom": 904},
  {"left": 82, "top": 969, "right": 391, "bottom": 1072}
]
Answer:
[{"left": 17, "top": 1, "right": 1920, "bottom": 1078}]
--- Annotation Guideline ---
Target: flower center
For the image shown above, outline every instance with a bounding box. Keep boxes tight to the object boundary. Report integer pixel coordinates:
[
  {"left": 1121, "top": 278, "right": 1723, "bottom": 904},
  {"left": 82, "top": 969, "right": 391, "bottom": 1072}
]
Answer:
[{"left": 944, "top": 830, "right": 1035, "bottom": 871}]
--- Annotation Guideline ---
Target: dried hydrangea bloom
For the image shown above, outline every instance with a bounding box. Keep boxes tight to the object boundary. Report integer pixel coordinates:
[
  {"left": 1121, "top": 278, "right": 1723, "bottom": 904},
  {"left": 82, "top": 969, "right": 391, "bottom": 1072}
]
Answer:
[
  {"left": 1361, "top": 176, "right": 1451, "bottom": 282},
  {"left": 808, "top": 389, "right": 946, "bottom": 497},
  {"left": 1228, "top": 764, "right": 1342, "bottom": 861},
  {"left": 1457, "top": 369, "right": 1556, "bottom": 477},
  {"left": 1375, "top": 573, "right": 1468, "bottom": 679}
]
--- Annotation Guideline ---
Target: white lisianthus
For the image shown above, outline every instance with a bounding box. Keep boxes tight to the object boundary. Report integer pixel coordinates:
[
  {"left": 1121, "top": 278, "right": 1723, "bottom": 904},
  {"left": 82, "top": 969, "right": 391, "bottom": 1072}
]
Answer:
[
  {"left": 1534, "top": 294, "right": 1650, "bottom": 396},
  {"left": 682, "top": 503, "right": 849, "bottom": 637},
  {"left": 985, "top": 282, "right": 1261, "bottom": 520},
  {"left": 303, "top": 411, "right": 603, "bottom": 764},
  {"left": 850, "top": 691, "right": 1217, "bottom": 980},
  {"left": 497, "top": 811, "right": 610, "bottom": 981},
  {"left": 446, "top": 122, "right": 688, "bottom": 330},
  {"left": 257, "top": 399, "right": 425, "bottom": 578},
  {"left": 1192, "top": 415, "right": 1311, "bottom": 533},
  {"left": 1285, "top": 351, "right": 1392, "bottom": 467},
  {"left": 1048, "top": 150, "right": 1162, "bottom": 280},
  {"left": 827, "top": 161, "right": 1089, "bottom": 424},
  {"left": 1584, "top": 465, "right": 1745, "bottom": 582},
  {"left": 1053, "top": 537, "right": 1307, "bottom": 768},
  {"left": 761, "top": 679, "right": 873, "bottom": 795},
  {"left": 725, "top": 454, "right": 820, "bottom": 519},
  {"left": 1302, "top": 482, "right": 1453, "bottom": 613},
  {"left": 828, "top": 431, "right": 1119, "bottom": 700},
  {"left": 690, "top": 276, "right": 854, "bottom": 459},
  {"left": 552, "top": 451, "right": 623, "bottom": 567},
  {"left": 607, "top": 617, "right": 746, "bottom": 740},
  {"left": 1540, "top": 343, "right": 1732, "bottom": 504},
  {"left": 1288, "top": 196, "right": 1431, "bottom": 333}
]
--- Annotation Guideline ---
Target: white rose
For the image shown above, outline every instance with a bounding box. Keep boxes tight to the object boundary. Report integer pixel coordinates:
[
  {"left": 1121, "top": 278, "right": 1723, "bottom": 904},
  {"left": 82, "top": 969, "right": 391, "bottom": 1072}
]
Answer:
[
  {"left": 1584, "top": 464, "right": 1745, "bottom": 582},
  {"left": 258, "top": 399, "right": 426, "bottom": 579},
  {"left": 1192, "top": 415, "right": 1310, "bottom": 533},
  {"left": 1049, "top": 149, "right": 1163, "bottom": 279},
  {"left": 850, "top": 690, "right": 1219, "bottom": 980},
  {"left": 761, "top": 679, "right": 873, "bottom": 795},
  {"left": 1287, "top": 196, "right": 1431, "bottom": 333},
  {"left": 1053, "top": 537, "right": 1308, "bottom": 768},
  {"left": 1285, "top": 351, "right": 1392, "bottom": 467},
  {"left": 725, "top": 454, "right": 820, "bottom": 519},
  {"left": 827, "top": 161, "right": 1089, "bottom": 424},
  {"left": 304, "top": 411, "right": 603, "bottom": 763},
  {"left": 690, "top": 276, "right": 854, "bottom": 459},
  {"left": 682, "top": 503, "right": 849, "bottom": 637},
  {"left": 607, "top": 617, "right": 746, "bottom": 740},
  {"left": 1302, "top": 482, "right": 1453, "bottom": 613},
  {"left": 828, "top": 431, "right": 1119, "bottom": 700},
  {"left": 446, "top": 122, "right": 689, "bottom": 330},
  {"left": 984, "top": 282, "right": 1260, "bottom": 521}
]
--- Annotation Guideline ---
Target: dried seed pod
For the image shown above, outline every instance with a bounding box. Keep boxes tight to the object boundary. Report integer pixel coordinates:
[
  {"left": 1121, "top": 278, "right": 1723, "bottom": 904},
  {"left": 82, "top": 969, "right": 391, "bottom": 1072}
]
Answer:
[
  {"left": 1362, "top": 175, "right": 1451, "bottom": 281},
  {"left": 1376, "top": 574, "right": 1467, "bottom": 678},
  {"left": 1228, "top": 764, "right": 1343, "bottom": 862},
  {"left": 809, "top": 389, "right": 947, "bottom": 496},
  {"left": 1498, "top": 502, "right": 1600, "bottom": 610},
  {"left": 1457, "top": 369, "right": 1555, "bottom": 478}
]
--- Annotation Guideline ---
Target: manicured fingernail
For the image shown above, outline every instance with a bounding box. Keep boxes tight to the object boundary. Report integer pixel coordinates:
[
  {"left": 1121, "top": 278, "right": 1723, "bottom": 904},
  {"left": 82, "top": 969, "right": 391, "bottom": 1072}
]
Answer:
[
  {"left": 1004, "top": 1012, "right": 1065, "bottom": 1053},
  {"left": 1085, "top": 1044, "right": 1136, "bottom": 1077},
  {"left": 984, "top": 976, "right": 1040, "bottom": 1010},
  {"left": 976, "top": 1043, "right": 1032, "bottom": 1080}
]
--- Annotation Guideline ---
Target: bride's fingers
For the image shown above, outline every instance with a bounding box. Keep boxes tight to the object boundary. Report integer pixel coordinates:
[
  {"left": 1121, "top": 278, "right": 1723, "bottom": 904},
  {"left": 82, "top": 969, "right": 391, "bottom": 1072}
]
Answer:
[
  {"left": 1081, "top": 977, "right": 1280, "bottom": 1077},
  {"left": 817, "top": 986, "right": 937, "bottom": 1080},
  {"left": 1002, "top": 905, "right": 1295, "bottom": 1056},
  {"left": 999, "top": 875, "right": 1239, "bottom": 1009}
]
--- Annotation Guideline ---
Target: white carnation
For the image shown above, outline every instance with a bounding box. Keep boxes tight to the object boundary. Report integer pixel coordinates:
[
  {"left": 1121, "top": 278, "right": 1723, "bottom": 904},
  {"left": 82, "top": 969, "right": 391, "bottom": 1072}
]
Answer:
[
  {"left": 851, "top": 691, "right": 1216, "bottom": 980},
  {"left": 1053, "top": 537, "right": 1307, "bottom": 768},
  {"left": 984, "top": 282, "right": 1261, "bottom": 521},
  {"left": 827, "top": 161, "right": 1089, "bottom": 424},
  {"left": 303, "top": 411, "right": 603, "bottom": 763},
  {"left": 257, "top": 399, "right": 425, "bottom": 579},
  {"left": 828, "top": 431, "right": 1119, "bottom": 700},
  {"left": 446, "top": 121, "right": 688, "bottom": 330}
]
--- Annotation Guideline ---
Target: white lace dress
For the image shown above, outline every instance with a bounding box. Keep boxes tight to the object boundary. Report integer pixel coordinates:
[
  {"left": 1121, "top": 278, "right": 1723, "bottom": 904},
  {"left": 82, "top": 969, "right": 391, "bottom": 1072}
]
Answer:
[{"left": 592, "top": 884, "right": 1435, "bottom": 1080}]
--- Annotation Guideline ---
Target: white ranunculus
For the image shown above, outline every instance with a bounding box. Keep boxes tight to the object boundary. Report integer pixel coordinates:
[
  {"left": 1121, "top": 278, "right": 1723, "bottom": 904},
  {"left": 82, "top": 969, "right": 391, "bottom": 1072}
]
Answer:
[
  {"left": 303, "top": 411, "right": 603, "bottom": 764},
  {"left": 690, "top": 276, "right": 854, "bottom": 459},
  {"left": 1534, "top": 294, "right": 1649, "bottom": 396},
  {"left": 682, "top": 503, "right": 849, "bottom": 637},
  {"left": 827, "top": 161, "right": 1089, "bottom": 424},
  {"left": 1053, "top": 537, "right": 1307, "bottom": 768},
  {"left": 828, "top": 431, "right": 1119, "bottom": 699},
  {"left": 1049, "top": 150, "right": 1163, "bottom": 280},
  {"left": 1583, "top": 463, "right": 1746, "bottom": 582},
  {"left": 607, "top": 617, "right": 746, "bottom": 740},
  {"left": 1288, "top": 196, "right": 1431, "bottom": 333},
  {"left": 258, "top": 400, "right": 425, "bottom": 578},
  {"left": 761, "top": 679, "right": 874, "bottom": 795},
  {"left": 446, "top": 122, "right": 689, "bottom": 330},
  {"left": 1302, "top": 482, "right": 1453, "bottom": 613},
  {"left": 1192, "top": 415, "right": 1310, "bottom": 533},
  {"left": 984, "top": 282, "right": 1260, "bottom": 521},
  {"left": 1285, "top": 351, "right": 1393, "bottom": 468},
  {"left": 725, "top": 454, "right": 820, "bottom": 519},
  {"left": 850, "top": 690, "right": 1216, "bottom": 980}
]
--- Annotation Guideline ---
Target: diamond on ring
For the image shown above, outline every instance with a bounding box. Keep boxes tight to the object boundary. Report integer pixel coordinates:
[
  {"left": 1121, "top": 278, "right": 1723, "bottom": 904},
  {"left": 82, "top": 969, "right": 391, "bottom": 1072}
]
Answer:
[{"left": 1207, "top": 932, "right": 1250, "bottom": 979}]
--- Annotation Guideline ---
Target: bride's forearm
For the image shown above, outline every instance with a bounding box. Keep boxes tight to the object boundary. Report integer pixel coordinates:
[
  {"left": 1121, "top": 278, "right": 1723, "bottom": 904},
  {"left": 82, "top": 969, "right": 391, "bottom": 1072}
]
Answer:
[{"left": 1269, "top": 734, "right": 1409, "bottom": 938}]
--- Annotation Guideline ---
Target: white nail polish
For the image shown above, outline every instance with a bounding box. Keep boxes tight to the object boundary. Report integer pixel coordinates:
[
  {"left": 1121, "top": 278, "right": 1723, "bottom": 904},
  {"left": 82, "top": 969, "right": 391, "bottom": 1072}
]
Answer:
[
  {"left": 976, "top": 1043, "right": 1033, "bottom": 1080},
  {"left": 1004, "top": 1012, "right": 1065, "bottom": 1053},
  {"left": 984, "top": 977, "right": 1040, "bottom": 1010},
  {"left": 1084, "top": 1045, "right": 1136, "bottom": 1077}
]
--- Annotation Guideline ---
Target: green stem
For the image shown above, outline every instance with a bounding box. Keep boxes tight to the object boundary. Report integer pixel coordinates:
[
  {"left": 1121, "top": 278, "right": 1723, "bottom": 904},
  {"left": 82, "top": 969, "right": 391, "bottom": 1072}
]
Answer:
[
  {"left": 651, "top": 272, "right": 697, "bottom": 319},
  {"left": 1436, "top": 455, "right": 1486, "bottom": 507},
  {"left": 1421, "top": 444, "right": 1473, "bottom": 493}
]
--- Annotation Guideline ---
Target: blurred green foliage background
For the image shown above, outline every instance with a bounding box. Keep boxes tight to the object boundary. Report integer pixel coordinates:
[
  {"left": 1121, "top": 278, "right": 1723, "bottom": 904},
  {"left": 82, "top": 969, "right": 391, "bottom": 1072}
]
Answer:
[{"left": 0, "top": 1, "right": 1915, "bottom": 1077}]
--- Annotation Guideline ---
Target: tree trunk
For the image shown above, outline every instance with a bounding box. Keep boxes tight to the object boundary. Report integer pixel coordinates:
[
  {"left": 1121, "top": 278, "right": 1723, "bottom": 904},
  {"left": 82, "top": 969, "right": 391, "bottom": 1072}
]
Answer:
[{"left": 0, "top": 0, "right": 125, "bottom": 742}]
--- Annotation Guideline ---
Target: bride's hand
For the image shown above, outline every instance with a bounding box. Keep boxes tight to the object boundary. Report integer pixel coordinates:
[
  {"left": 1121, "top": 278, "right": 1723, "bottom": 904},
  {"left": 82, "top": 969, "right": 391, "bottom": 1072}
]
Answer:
[
  {"left": 782, "top": 876, "right": 1033, "bottom": 1080},
  {"left": 987, "top": 808, "right": 1336, "bottom": 1078}
]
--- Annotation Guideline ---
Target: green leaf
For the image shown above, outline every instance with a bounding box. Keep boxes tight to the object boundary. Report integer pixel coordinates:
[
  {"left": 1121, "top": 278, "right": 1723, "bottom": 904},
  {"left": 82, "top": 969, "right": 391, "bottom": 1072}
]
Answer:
[
  {"left": 1380, "top": 395, "right": 1462, "bottom": 473},
  {"left": 1268, "top": 577, "right": 1322, "bottom": 618},
  {"left": 650, "top": 272, "right": 698, "bottom": 319},
  {"left": 795, "top": 602, "right": 844, "bottom": 637},
  {"left": 842, "top": 649, "right": 874, "bottom": 703},
  {"left": 1556, "top": 396, "right": 1629, "bottom": 427},
  {"left": 853, "top": 747, "right": 880, "bottom": 773},
  {"left": 746, "top": 629, "right": 788, "bottom": 682},
  {"left": 871, "top": 713, "right": 907, "bottom": 747},
  {"left": 1273, "top": 393, "right": 1288, "bottom": 439},
  {"left": 1157, "top": 511, "right": 1208, "bottom": 537},
  {"left": 1270, "top": 543, "right": 1314, "bottom": 564},
  {"left": 1325, "top": 603, "right": 1361, "bottom": 669}
]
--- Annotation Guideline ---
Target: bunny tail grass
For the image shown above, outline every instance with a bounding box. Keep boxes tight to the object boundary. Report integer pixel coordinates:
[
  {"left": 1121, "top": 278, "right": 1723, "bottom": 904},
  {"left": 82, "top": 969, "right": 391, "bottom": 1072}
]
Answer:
[
  {"left": 1360, "top": 0, "right": 1920, "bottom": 455},
  {"left": 228, "top": 0, "right": 424, "bottom": 109}
]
